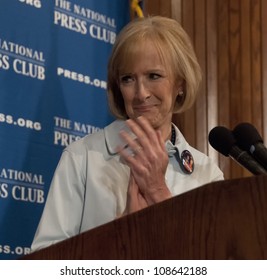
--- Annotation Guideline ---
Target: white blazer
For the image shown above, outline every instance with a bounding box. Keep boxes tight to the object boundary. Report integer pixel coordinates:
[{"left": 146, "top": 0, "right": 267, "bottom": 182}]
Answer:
[{"left": 31, "top": 120, "right": 224, "bottom": 251}]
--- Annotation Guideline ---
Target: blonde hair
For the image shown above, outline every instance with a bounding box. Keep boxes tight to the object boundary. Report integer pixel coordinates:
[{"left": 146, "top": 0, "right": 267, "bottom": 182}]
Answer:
[{"left": 107, "top": 16, "right": 202, "bottom": 119}]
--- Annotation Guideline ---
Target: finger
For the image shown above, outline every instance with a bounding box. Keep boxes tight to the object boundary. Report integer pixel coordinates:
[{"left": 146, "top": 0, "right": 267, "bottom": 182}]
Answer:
[
  {"left": 125, "top": 119, "right": 162, "bottom": 158},
  {"left": 127, "top": 173, "right": 138, "bottom": 195},
  {"left": 117, "top": 138, "right": 144, "bottom": 167},
  {"left": 135, "top": 117, "right": 165, "bottom": 151},
  {"left": 132, "top": 145, "right": 143, "bottom": 155},
  {"left": 119, "top": 130, "right": 144, "bottom": 155},
  {"left": 135, "top": 116, "right": 158, "bottom": 140},
  {"left": 125, "top": 118, "right": 151, "bottom": 147},
  {"left": 156, "top": 130, "right": 166, "bottom": 150}
]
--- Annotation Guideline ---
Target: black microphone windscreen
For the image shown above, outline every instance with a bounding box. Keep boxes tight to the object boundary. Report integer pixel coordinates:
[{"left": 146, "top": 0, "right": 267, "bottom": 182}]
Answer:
[
  {"left": 232, "top": 122, "right": 263, "bottom": 150},
  {"left": 208, "top": 126, "right": 236, "bottom": 156}
]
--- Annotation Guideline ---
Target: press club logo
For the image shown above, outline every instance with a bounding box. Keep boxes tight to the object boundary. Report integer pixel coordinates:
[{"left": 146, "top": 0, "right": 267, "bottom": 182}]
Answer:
[{"left": 0, "top": 38, "right": 46, "bottom": 80}]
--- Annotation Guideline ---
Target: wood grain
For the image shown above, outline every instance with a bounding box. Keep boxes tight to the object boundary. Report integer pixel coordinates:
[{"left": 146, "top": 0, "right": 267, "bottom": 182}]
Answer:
[{"left": 23, "top": 175, "right": 267, "bottom": 260}]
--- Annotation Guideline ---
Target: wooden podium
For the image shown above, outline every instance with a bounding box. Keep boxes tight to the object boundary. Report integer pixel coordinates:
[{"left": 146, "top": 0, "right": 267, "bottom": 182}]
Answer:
[{"left": 23, "top": 175, "right": 267, "bottom": 259}]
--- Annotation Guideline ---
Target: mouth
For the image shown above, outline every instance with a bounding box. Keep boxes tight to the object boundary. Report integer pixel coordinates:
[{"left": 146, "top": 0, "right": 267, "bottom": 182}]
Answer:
[{"left": 133, "top": 104, "right": 156, "bottom": 112}]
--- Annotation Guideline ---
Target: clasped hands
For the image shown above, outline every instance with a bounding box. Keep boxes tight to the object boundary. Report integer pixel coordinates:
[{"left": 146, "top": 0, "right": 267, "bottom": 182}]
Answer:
[{"left": 117, "top": 116, "right": 171, "bottom": 215}]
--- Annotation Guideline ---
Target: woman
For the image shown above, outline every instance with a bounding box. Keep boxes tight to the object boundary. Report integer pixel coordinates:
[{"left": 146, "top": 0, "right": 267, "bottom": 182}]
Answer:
[{"left": 31, "top": 16, "right": 223, "bottom": 251}]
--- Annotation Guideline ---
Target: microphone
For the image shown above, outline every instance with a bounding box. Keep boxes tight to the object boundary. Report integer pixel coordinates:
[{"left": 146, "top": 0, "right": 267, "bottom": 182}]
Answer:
[
  {"left": 208, "top": 126, "right": 267, "bottom": 175},
  {"left": 232, "top": 122, "right": 267, "bottom": 170}
]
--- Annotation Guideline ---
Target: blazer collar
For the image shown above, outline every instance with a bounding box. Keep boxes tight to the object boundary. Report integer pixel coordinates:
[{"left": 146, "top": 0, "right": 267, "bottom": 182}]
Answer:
[{"left": 103, "top": 120, "right": 190, "bottom": 159}]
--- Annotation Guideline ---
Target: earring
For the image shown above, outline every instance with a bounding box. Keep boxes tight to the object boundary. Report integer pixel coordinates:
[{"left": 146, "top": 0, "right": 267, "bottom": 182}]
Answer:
[{"left": 178, "top": 90, "right": 184, "bottom": 97}]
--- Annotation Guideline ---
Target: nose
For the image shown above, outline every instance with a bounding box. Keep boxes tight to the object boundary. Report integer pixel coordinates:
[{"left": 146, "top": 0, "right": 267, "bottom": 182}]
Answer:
[{"left": 135, "top": 78, "right": 151, "bottom": 101}]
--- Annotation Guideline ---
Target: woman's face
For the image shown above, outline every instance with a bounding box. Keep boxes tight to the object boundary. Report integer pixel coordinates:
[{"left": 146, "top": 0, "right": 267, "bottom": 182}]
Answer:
[{"left": 118, "top": 41, "right": 180, "bottom": 132}]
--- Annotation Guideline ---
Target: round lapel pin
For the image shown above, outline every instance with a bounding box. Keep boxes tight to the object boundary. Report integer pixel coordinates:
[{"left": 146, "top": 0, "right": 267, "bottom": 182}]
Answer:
[{"left": 181, "top": 150, "right": 194, "bottom": 174}]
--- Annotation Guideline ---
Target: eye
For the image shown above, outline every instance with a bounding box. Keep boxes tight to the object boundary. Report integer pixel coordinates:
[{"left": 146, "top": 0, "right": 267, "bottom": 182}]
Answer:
[
  {"left": 149, "top": 73, "right": 161, "bottom": 80},
  {"left": 119, "top": 75, "right": 134, "bottom": 84}
]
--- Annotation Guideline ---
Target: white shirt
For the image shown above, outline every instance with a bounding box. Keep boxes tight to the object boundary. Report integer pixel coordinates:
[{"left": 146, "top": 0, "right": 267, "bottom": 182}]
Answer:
[{"left": 31, "top": 120, "right": 224, "bottom": 251}]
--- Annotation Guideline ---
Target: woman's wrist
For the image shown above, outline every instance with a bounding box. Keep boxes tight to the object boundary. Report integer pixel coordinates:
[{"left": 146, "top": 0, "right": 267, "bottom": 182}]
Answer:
[{"left": 144, "top": 185, "right": 172, "bottom": 205}]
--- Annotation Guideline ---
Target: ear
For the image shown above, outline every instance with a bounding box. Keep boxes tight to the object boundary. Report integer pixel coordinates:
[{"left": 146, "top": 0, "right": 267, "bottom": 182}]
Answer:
[{"left": 176, "top": 79, "right": 185, "bottom": 97}]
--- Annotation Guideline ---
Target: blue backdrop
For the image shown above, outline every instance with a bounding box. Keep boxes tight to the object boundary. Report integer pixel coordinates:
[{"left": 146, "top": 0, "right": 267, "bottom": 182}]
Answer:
[{"left": 0, "top": 0, "right": 130, "bottom": 260}]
